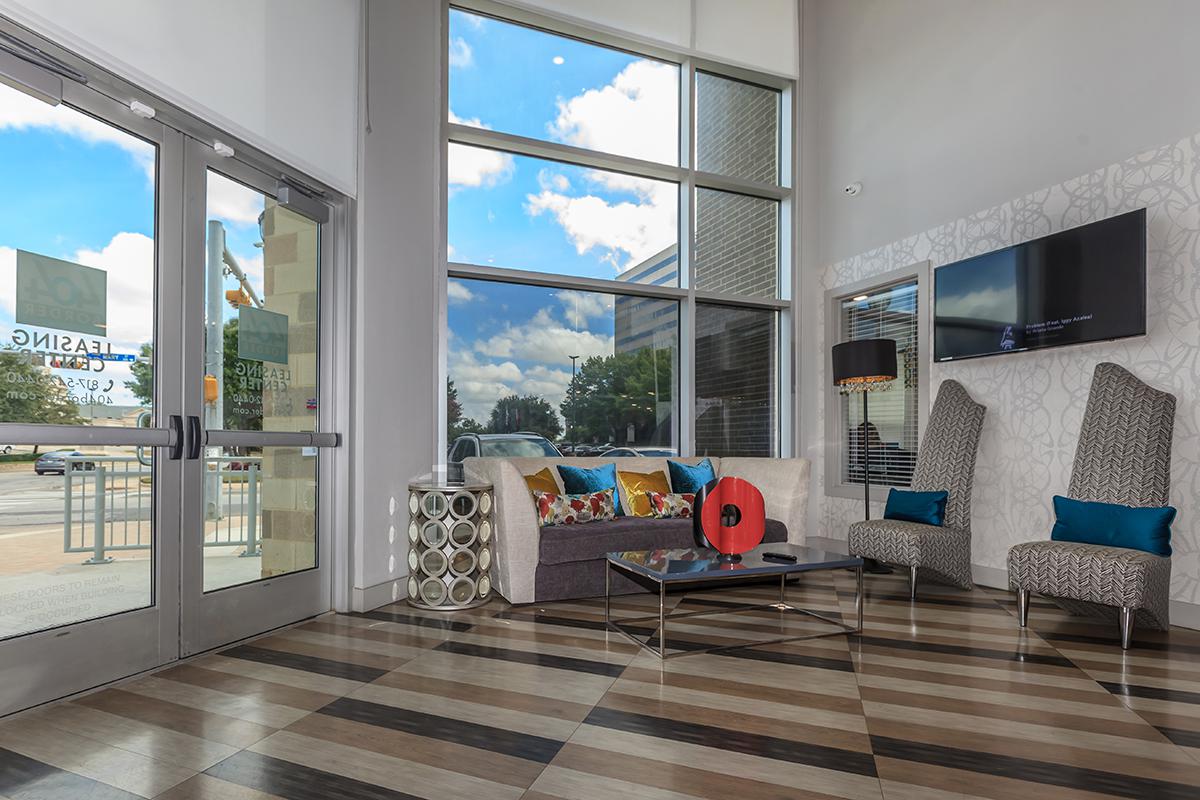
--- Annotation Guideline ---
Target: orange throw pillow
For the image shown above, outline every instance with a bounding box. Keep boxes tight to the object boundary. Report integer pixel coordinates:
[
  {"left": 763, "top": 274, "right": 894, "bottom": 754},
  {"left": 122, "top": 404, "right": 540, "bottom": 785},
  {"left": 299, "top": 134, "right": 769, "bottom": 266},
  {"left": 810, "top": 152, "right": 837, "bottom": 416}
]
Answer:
[
  {"left": 524, "top": 467, "right": 559, "bottom": 495},
  {"left": 617, "top": 469, "right": 670, "bottom": 517}
]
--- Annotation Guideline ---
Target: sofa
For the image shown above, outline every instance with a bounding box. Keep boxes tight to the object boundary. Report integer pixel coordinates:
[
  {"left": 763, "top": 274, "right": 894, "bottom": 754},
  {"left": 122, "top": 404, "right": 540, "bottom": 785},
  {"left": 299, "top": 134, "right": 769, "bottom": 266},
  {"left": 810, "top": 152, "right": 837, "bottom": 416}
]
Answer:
[{"left": 463, "top": 455, "right": 811, "bottom": 604}]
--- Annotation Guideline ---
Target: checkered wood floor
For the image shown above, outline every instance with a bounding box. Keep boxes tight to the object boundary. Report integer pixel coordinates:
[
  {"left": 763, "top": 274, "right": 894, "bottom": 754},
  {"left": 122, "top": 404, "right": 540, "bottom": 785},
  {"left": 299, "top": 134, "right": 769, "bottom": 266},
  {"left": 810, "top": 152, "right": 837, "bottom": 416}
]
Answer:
[{"left": 2, "top": 569, "right": 1199, "bottom": 799}]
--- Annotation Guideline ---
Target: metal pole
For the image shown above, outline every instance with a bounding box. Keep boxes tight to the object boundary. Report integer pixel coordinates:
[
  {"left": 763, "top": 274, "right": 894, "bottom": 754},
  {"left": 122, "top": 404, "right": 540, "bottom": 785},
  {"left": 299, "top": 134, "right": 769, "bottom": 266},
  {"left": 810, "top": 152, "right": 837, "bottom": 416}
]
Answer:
[
  {"left": 63, "top": 466, "right": 72, "bottom": 553},
  {"left": 84, "top": 466, "right": 112, "bottom": 564},
  {"left": 659, "top": 581, "right": 667, "bottom": 658},
  {"left": 862, "top": 390, "right": 871, "bottom": 520},
  {"left": 569, "top": 355, "right": 579, "bottom": 445},
  {"left": 241, "top": 464, "right": 260, "bottom": 557},
  {"left": 604, "top": 560, "right": 610, "bottom": 625},
  {"left": 205, "top": 220, "right": 225, "bottom": 522},
  {"left": 856, "top": 565, "right": 864, "bottom": 632}
]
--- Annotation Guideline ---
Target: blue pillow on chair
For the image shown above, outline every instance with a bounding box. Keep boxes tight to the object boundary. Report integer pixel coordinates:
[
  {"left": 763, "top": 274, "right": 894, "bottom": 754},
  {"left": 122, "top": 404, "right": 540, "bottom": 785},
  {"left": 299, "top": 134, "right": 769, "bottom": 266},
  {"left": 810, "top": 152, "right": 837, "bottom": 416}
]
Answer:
[
  {"left": 883, "top": 489, "right": 948, "bottom": 526},
  {"left": 667, "top": 458, "right": 717, "bottom": 494},
  {"left": 1050, "top": 495, "right": 1174, "bottom": 557},
  {"left": 558, "top": 463, "right": 624, "bottom": 516}
]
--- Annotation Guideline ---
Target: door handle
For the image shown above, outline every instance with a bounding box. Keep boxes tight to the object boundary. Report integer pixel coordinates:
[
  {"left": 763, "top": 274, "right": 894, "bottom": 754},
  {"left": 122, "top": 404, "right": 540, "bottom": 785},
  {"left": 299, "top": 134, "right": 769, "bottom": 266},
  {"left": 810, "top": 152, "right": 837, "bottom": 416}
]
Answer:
[
  {"left": 168, "top": 415, "right": 184, "bottom": 460},
  {"left": 186, "top": 415, "right": 202, "bottom": 460}
]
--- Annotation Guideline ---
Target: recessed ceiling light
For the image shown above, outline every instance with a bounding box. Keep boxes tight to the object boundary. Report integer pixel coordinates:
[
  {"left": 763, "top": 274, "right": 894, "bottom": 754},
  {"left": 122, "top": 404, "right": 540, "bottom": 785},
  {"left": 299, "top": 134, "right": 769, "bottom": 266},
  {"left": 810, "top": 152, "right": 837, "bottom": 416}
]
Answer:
[
  {"left": 552, "top": 56, "right": 565, "bottom": 65},
  {"left": 852, "top": 294, "right": 869, "bottom": 302}
]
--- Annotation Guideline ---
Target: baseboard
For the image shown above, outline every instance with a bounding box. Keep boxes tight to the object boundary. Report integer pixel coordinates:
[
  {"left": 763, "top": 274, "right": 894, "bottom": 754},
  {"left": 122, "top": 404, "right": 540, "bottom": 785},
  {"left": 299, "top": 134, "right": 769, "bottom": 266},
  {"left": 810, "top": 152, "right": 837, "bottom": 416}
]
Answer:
[
  {"left": 352, "top": 579, "right": 401, "bottom": 612},
  {"left": 971, "top": 563, "right": 1008, "bottom": 590},
  {"left": 810, "top": 536, "right": 1200, "bottom": 631},
  {"left": 1170, "top": 599, "right": 1200, "bottom": 631}
]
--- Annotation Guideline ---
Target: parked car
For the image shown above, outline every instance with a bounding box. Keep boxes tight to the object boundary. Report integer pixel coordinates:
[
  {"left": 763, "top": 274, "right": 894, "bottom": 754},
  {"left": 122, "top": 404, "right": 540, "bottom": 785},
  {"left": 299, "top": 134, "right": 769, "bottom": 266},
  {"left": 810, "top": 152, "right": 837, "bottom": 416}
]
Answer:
[
  {"left": 601, "top": 447, "right": 679, "bottom": 457},
  {"left": 34, "top": 450, "right": 97, "bottom": 475},
  {"left": 447, "top": 433, "right": 562, "bottom": 467}
]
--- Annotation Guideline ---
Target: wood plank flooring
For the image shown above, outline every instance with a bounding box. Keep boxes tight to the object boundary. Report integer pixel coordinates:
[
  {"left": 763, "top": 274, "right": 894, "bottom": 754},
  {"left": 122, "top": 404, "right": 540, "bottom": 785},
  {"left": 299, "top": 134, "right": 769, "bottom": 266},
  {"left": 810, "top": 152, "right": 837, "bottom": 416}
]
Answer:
[{"left": 2, "top": 569, "right": 1200, "bottom": 799}]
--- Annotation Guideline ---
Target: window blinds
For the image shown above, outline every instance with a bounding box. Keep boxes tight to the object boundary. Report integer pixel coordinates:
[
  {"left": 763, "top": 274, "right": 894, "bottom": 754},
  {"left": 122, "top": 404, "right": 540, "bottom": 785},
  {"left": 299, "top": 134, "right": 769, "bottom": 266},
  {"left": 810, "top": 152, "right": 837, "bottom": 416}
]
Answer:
[{"left": 838, "top": 281, "right": 919, "bottom": 488}]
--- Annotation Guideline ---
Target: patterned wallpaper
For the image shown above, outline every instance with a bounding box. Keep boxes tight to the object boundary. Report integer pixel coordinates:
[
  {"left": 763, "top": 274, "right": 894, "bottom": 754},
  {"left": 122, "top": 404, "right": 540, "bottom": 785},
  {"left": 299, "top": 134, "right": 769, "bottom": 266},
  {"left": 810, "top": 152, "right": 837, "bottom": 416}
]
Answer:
[{"left": 813, "top": 132, "right": 1200, "bottom": 604}]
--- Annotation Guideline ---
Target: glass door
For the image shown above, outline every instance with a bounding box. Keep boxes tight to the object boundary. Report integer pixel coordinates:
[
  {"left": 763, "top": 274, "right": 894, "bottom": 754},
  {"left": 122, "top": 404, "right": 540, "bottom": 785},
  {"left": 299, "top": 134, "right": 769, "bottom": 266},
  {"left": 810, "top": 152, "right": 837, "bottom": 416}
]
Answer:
[
  {"left": 178, "top": 143, "right": 336, "bottom": 654},
  {"left": 0, "top": 78, "right": 184, "bottom": 714}
]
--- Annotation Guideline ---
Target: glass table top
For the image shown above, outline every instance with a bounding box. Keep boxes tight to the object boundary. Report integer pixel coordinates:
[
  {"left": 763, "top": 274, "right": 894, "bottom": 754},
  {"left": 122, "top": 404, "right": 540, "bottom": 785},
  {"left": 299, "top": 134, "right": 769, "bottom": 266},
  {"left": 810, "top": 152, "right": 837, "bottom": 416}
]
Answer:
[{"left": 608, "top": 543, "right": 863, "bottom": 583}]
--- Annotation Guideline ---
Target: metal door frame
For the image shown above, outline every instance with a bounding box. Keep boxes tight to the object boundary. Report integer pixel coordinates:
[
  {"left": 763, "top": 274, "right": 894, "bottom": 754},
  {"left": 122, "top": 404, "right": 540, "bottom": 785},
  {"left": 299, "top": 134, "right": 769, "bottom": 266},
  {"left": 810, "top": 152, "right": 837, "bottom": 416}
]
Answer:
[
  {"left": 179, "top": 142, "right": 339, "bottom": 655},
  {"left": 0, "top": 79, "right": 186, "bottom": 715}
]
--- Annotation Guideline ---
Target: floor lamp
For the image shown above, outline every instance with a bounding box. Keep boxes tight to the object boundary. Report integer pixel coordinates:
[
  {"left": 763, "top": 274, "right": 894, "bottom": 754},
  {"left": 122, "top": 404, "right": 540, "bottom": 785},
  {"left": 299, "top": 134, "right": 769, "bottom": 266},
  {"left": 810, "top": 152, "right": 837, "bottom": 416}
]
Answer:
[{"left": 833, "top": 338, "right": 897, "bottom": 573}]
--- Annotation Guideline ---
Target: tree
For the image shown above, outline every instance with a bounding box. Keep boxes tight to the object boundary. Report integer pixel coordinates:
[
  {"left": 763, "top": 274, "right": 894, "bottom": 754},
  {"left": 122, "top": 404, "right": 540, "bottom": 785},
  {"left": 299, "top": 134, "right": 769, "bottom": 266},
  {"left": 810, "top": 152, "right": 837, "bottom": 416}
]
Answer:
[
  {"left": 559, "top": 347, "right": 673, "bottom": 445},
  {"left": 126, "top": 342, "right": 153, "bottom": 406},
  {"left": 222, "top": 318, "right": 263, "bottom": 431},
  {"left": 446, "top": 379, "right": 485, "bottom": 441},
  {"left": 127, "top": 321, "right": 263, "bottom": 430},
  {"left": 487, "top": 394, "right": 562, "bottom": 440},
  {"left": 0, "top": 350, "right": 83, "bottom": 430}
]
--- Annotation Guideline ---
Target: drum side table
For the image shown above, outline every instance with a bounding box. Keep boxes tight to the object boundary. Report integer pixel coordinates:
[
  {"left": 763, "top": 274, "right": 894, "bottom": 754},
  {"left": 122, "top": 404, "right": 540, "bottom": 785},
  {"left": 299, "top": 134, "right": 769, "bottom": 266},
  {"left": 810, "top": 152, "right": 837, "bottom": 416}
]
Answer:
[{"left": 407, "top": 479, "right": 494, "bottom": 610}]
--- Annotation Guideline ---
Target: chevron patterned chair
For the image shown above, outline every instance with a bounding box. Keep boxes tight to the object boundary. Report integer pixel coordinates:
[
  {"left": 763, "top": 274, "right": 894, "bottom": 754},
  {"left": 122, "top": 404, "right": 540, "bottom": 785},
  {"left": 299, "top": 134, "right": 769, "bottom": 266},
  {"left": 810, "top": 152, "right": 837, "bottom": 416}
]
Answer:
[
  {"left": 848, "top": 380, "right": 986, "bottom": 600},
  {"left": 1008, "top": 362, "right": 1176, "bottom": 650}
]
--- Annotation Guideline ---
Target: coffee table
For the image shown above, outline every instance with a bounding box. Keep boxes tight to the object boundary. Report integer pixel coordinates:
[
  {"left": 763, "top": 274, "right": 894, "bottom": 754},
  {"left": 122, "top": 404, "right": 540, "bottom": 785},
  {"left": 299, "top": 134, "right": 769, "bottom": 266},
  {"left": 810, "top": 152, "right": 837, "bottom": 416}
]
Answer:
[{"left": 605, "top": 543, "right": 864, "bottom": 659}]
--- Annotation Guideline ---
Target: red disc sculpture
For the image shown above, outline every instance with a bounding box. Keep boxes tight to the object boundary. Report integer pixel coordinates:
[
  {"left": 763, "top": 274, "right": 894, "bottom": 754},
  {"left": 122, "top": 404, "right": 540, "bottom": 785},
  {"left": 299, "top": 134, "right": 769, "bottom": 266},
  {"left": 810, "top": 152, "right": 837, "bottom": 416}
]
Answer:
[{"left": 692, "top": 476, "right": 766, "bottom": 562}]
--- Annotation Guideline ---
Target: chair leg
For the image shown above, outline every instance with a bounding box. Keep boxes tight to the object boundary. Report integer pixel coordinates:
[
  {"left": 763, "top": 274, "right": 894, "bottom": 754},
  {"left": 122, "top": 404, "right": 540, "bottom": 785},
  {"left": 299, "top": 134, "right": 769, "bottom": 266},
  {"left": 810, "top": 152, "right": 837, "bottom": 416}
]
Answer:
[
  {"left": 1120, "top": 607, "right": 1134, "bottom": 650},
  {"left": 1016, "top": 589, "right": 1030, "bottom": 627},
  {"left": 909, "top": 565, "right": 918, "bottom": 600}
]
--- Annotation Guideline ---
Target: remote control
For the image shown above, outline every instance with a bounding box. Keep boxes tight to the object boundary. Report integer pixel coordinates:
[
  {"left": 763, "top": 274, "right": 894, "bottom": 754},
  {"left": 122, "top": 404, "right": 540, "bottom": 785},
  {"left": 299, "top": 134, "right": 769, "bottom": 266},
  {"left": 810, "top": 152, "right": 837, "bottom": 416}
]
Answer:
[{"left": 762, "top": 552, "right": 797, "bottom": 562}]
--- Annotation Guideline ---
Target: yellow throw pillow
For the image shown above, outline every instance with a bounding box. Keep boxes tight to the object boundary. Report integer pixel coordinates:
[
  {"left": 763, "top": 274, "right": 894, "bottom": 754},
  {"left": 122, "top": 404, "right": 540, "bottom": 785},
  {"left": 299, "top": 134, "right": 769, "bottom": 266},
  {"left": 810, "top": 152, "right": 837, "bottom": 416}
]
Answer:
[
  {"left": 524, "top": 467, "right": 559, "bottom": 495},
  {"left": 617, "top": 469, "right": 671, "bottom": 517}
]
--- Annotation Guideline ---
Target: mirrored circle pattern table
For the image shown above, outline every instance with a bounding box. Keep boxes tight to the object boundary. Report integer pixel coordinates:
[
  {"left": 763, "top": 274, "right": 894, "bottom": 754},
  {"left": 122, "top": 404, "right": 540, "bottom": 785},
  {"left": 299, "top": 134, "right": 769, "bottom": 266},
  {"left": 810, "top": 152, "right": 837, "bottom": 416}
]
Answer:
[{"left": 407, "top": 478, "right": 494, "bottom": 610}]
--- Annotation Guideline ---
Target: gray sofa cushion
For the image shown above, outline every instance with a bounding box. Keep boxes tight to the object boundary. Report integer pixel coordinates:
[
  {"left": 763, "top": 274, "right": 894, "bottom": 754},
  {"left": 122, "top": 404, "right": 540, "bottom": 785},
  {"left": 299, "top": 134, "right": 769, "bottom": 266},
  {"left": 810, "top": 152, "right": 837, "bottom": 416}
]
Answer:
[{"left": 538, "top": 517, "right": 788, "bottom": 566}]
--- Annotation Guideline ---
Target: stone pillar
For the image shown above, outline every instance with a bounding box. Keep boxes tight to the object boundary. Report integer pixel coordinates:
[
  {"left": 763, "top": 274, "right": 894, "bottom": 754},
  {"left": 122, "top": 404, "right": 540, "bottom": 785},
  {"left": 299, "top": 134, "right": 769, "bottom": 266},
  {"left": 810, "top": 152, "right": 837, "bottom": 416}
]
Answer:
[{"left": 258, "top": 202, "right": 319, "bottom": 577}]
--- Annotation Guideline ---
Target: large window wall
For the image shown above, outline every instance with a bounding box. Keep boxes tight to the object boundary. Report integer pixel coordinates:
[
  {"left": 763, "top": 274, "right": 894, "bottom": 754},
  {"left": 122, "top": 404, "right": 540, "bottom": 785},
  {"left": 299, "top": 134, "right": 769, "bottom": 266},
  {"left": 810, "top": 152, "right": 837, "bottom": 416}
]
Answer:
[{"left": 444, "top": 3, "right": 793, "bottom": 458}]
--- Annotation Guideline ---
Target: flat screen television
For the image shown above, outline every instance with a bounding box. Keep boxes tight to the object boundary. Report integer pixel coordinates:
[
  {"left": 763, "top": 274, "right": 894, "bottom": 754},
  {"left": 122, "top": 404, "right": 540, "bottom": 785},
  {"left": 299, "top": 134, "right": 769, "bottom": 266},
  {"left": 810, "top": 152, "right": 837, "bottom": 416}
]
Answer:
[{"left": 934, "top": 208, "right": 1146, "bottom": 362}]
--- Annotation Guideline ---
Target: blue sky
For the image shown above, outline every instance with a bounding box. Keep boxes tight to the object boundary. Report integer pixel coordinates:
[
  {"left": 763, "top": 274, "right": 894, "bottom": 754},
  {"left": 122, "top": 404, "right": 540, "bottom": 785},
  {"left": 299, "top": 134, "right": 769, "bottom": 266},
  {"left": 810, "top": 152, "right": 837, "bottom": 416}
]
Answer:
[
  {"left": 0, "top": 10, "right": 679, "bottom": 426},
  {"left": 447, "top": 9, "right": 680, "bottom": 424},
  {"left": 0, "top": 82, "right": 267, "bottom": 411}
]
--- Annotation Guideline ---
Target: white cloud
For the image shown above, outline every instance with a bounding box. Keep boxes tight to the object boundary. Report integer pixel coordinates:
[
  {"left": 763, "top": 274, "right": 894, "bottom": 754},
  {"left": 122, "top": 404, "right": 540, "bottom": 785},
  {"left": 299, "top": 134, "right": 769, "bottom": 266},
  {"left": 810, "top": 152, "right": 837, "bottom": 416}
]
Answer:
[
  {"left": 229, "top": 250, "right": 264, "bottom": 298},
  {"left": 448, "top": 142, "right": 514, "bottom": 191},
  {"left": 474, "top": 307, "right": 613, "bottom": 365},
  {"left": 548, "top": 59, "right": 679, "bottom": 164},
  {"left": 526, "top": 174, "right": 676, "bottom": 269},
  {"left": 448, "top": 37, "right": 474, "bottom": 68},
  {"left": 72, "top": 232, "right": 155, "bottom": 351},
  {"left": 447, "top": 109, "right": 489, "bottom": 129},
  {"left": 0, "top": 83, "right": 156, "bottom": 180},
  {"left": 448, "top": 279, "right": 476, "bottom": 304},
  {"left": 207, "top": 172, "right": 264, "bottom": 226},
  {"left": 938, "top": 286, "right": 1017, "bottom": 320},
  {"left": 555, "top": 290, "right": 612, "bottom": 326},
  {"left": 449, "top": 349, "right": 575, "bottom": 423},
  {"left": 524, "top": 62, "right": 679, "bottom": 270}
]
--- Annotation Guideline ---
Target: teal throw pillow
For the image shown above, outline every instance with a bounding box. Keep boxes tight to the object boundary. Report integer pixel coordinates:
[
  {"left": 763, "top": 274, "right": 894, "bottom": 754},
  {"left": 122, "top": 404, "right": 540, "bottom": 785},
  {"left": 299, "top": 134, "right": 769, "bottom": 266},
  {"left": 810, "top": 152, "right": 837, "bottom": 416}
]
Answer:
[
  {"left": 883, "top": 489, "right": 948, "bottom": 526},
  {"left": 1050, "top": 495, "right": 1174, "bottom": 557},
  {"left": 667, "top": 458, "right": 717, "bottom": 495}
]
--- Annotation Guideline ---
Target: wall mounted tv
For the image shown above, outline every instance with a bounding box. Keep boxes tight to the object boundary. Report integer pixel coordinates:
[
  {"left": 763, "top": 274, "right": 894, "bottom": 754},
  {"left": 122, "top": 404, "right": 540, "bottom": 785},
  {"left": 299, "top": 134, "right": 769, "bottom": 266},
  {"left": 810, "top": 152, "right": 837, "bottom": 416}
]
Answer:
[{"left": 934, "top": 208, "right": 1146, "bottom": 362}]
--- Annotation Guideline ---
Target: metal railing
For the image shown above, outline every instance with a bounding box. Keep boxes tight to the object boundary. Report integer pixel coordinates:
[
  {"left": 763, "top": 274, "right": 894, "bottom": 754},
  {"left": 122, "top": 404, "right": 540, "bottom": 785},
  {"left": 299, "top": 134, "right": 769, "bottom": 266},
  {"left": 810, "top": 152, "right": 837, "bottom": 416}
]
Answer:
[{"left": 63, "top": 455, "right": 261, "bottom": 564}]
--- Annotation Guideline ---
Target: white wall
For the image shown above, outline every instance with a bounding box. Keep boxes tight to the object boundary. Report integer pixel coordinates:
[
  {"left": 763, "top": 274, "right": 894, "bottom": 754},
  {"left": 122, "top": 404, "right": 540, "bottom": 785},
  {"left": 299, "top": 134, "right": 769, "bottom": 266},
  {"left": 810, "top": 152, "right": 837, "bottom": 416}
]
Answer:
[
  {"left": 0, "top": 0, "right": 360, "bottom": 194},
  {"left": 801, "top": 0, "right": 1200, "bottom": 618},
  {"left": 810, "top": 0, "right": 1200, "bottom": 264},
  {"left": 350, "top": 0, "right": 442, "bottom": 609},
  {"left": 502, "top": 0, "right": 798, "bottom": 76}
]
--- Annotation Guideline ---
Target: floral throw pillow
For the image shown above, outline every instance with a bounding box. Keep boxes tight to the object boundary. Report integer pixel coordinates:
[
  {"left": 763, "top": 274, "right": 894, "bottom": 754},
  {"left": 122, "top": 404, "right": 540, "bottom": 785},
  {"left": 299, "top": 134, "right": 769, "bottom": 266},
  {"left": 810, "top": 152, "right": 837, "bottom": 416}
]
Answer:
[
  {"left": 646, "top": 491, "right": 696, "bottom": 519},
  {"left": 533, "top": 489, "right": 616, "bottom": 527}
]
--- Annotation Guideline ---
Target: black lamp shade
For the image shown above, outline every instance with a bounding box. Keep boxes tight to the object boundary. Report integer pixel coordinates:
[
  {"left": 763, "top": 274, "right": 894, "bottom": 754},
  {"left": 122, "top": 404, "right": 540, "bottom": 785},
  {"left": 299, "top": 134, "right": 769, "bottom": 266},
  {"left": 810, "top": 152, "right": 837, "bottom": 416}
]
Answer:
[{"left": 832, "top": 338, "right": 897, "bottom": 386}]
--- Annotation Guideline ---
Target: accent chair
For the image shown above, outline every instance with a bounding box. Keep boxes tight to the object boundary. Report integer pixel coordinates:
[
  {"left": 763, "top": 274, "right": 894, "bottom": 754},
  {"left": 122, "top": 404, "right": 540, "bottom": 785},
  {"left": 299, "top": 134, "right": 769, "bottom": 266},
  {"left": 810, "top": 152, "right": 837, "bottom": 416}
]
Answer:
[
  {"left": 848, "top": 379, "right": 987, "bottom": 599},
  {"left": 1008, "top": 362, "right": 1176, "bottom": 649}
]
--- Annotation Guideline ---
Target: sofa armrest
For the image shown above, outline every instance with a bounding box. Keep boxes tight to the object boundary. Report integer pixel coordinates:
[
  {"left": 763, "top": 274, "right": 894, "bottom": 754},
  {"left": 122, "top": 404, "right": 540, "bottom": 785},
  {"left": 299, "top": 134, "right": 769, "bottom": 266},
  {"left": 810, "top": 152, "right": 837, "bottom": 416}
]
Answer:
[
  {"left": 463, "top": 457, "right": 539, "bottom": 604},
  {"left": 716, "top": 457, "right": 810, "bottom": 546}
]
